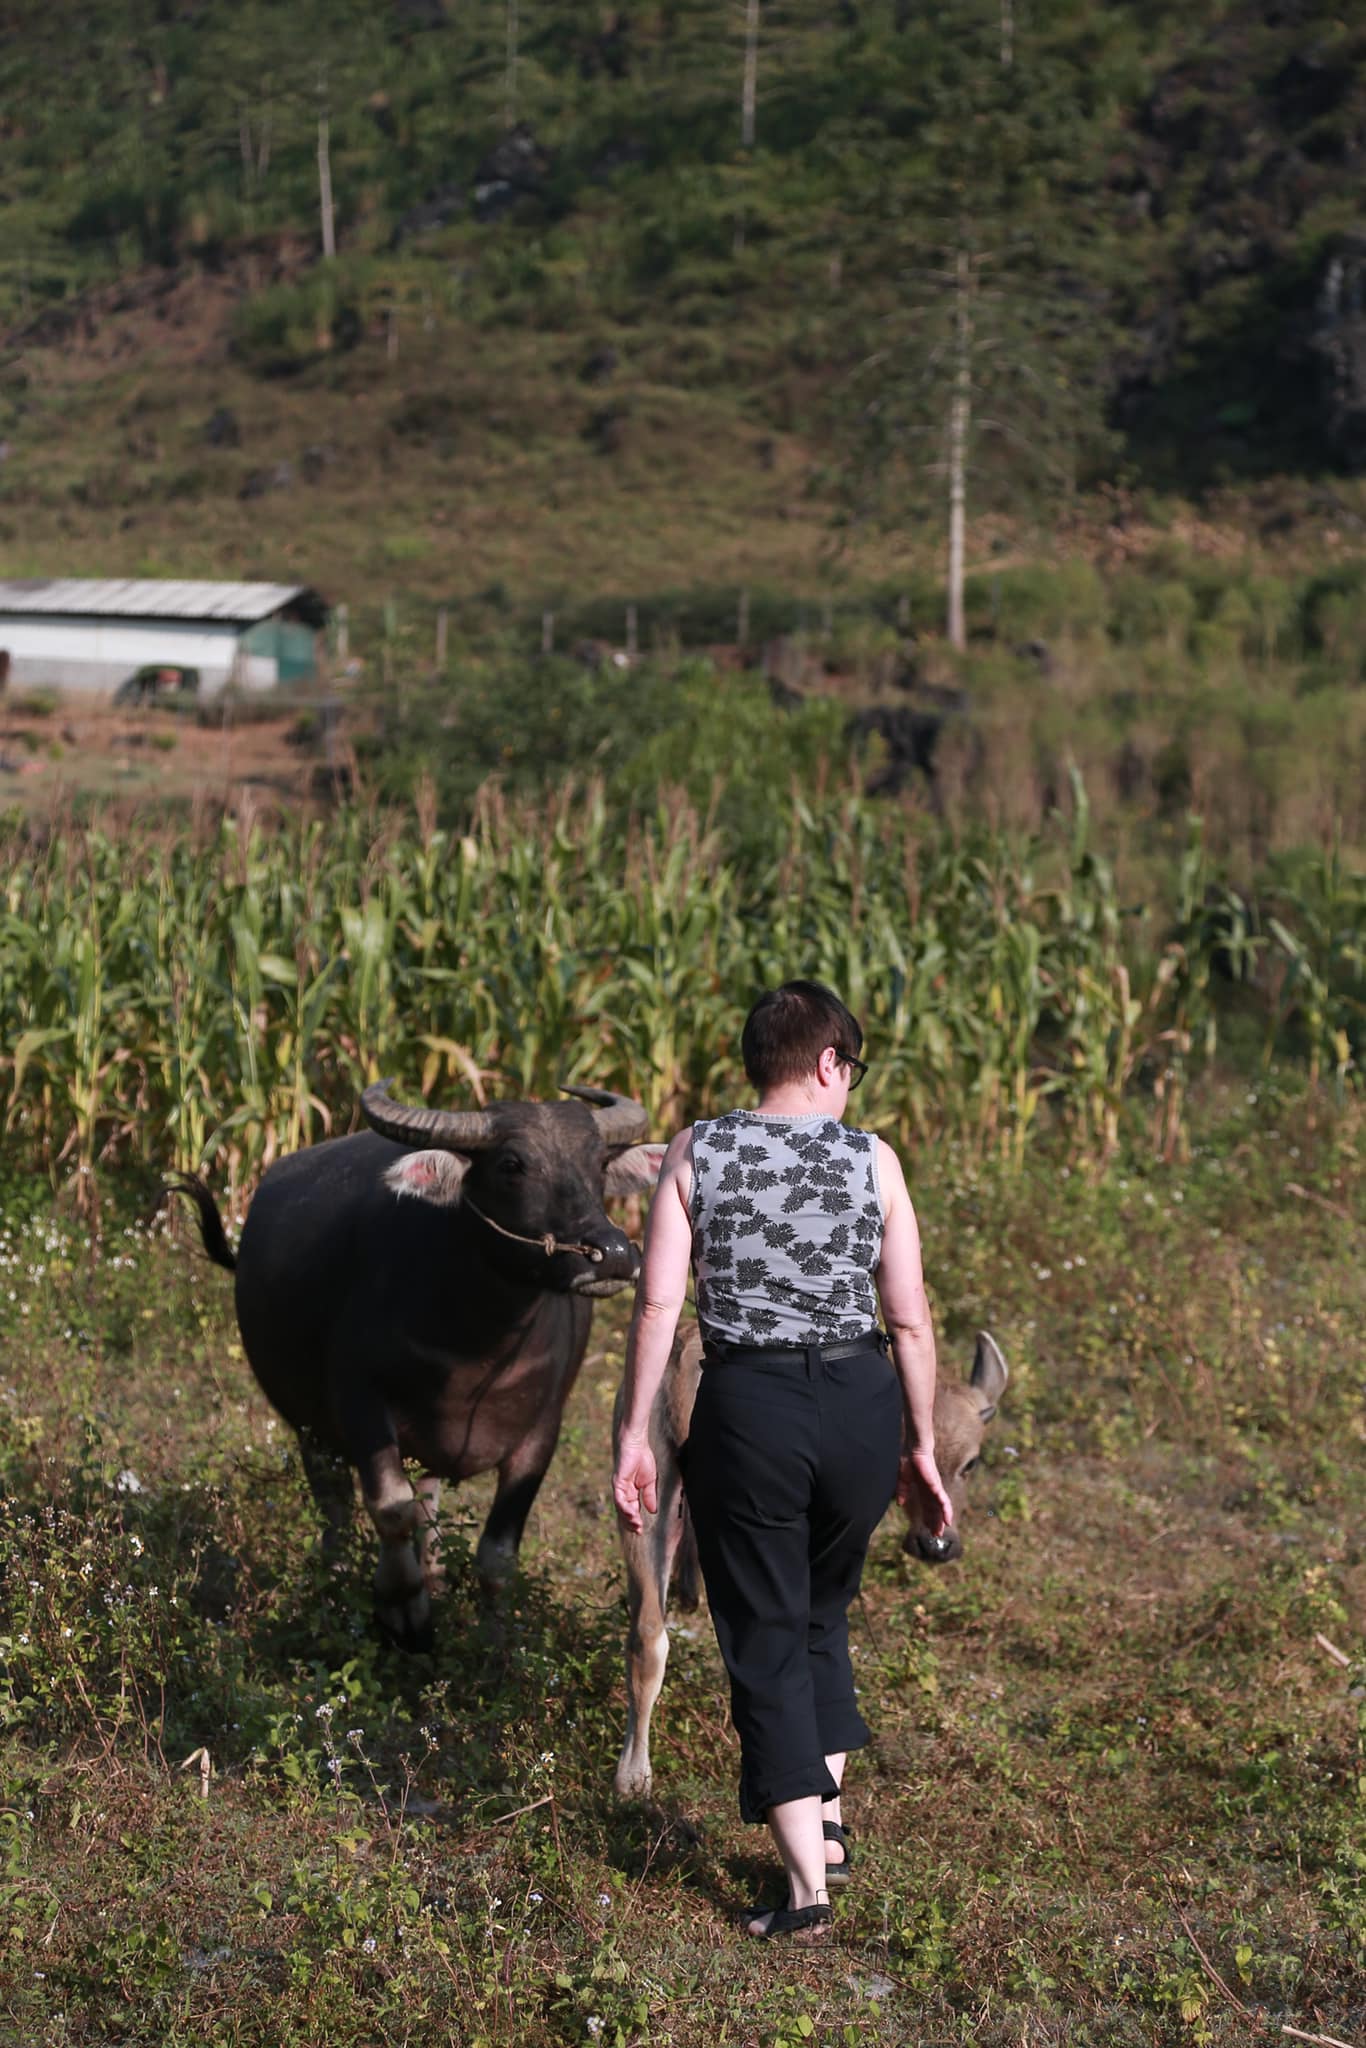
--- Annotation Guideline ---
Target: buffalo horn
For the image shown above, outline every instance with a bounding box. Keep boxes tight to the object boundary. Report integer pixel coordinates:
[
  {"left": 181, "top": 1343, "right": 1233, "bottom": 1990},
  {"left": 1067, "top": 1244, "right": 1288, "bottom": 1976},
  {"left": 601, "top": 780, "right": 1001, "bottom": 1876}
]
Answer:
[
  {"left": 560, "top": 1084, "right": 650, "bottom": 1144},
  {"left": 360, "top": 1079, "right": 499, "bottom": 1151}
]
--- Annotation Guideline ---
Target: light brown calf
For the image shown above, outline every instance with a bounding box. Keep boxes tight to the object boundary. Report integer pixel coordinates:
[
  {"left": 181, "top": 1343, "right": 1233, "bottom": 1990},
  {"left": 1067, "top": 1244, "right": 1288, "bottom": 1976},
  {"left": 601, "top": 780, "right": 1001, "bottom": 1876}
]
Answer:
[{"left": 613, "top": 1324, "right": 1008, "bottom": 1799}]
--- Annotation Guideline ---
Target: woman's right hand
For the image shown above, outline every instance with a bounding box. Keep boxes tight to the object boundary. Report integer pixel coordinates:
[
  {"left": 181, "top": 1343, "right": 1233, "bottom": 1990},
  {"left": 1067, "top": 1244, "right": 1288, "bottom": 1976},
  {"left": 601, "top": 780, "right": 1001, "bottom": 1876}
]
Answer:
[
  {"left": 897, "top": 1445, "right": 953, "bottom": 1536},
  {"left": 612, "top": 1435, "right": 659, "bottom": 1532}
]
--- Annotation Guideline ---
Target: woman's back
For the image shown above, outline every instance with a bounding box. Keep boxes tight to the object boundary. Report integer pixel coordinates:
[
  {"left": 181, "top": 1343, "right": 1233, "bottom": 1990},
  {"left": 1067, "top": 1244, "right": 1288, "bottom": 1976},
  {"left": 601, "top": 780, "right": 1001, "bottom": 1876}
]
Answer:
[{"left": 690, "top": 1109, "right": 883, "bottom": 1348}]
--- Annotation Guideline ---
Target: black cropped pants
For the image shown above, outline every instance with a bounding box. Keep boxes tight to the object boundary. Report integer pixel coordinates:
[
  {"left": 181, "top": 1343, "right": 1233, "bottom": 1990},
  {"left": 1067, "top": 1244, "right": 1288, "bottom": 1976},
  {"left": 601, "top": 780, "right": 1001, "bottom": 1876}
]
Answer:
[{"left": 679, "top": 1337, "right": 903, "bottom": 1824}]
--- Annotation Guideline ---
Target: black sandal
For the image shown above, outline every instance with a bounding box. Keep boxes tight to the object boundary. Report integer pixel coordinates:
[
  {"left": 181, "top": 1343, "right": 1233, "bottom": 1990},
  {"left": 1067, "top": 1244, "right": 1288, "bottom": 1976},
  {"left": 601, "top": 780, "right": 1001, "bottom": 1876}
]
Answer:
[
  {"left": 823, "top": 1820, "right": 853, "bottom": 1883},
  {"left": 741, "top": 1900, "right": 834, "bottom": 1945}
]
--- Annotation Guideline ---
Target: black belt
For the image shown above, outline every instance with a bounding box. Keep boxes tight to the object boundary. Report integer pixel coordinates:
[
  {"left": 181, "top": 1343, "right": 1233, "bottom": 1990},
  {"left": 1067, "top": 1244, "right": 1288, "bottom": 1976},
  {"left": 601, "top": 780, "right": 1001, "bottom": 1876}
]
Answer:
[{"left": 703, "top": 1329, "right": 889, "bottom": 1369}]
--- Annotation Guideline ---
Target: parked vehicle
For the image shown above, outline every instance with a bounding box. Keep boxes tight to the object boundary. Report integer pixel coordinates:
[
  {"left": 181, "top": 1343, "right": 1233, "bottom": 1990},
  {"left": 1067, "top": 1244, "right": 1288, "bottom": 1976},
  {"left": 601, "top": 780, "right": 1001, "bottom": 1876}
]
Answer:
[{"left": 112, "top": 663, "right": 200, "bottom": 706}]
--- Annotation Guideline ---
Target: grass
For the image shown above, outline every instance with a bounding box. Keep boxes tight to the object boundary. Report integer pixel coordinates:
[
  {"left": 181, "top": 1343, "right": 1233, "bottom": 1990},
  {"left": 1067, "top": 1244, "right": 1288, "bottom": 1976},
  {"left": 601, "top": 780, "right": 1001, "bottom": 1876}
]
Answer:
[
  {"left": 2, "top": 1076, "right": 1364, "bottom": 2045},
  {"left": 0, "top": 302, "right": 873, "bottom": 614}
]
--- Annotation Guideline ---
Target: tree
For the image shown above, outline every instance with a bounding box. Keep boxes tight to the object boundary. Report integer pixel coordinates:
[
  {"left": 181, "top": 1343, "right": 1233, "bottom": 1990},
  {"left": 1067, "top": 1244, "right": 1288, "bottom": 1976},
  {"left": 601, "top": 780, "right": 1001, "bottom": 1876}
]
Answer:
[
  {"left": 852, "top": 232, "right": 1101, "bottom": 649},
  {"left": 740, "top": 0, "right": 760, "bottom": 148},
  {"left": 506, "top": 0, "right": 520, "bottom": 128},
  {"left": 317, "top": 72, "right": 337, "bottom": 260},
  {"left": 835, "top": 0, "right": 1117, "bottom": 646}
]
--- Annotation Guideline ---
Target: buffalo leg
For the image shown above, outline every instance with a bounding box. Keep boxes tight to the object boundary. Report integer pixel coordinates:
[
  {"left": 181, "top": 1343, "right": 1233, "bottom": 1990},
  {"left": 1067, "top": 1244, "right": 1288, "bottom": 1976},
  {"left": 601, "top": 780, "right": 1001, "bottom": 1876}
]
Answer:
[
  {"left": 354, "top": 1441, "right": 432, "bottom": 1652},
  {"left": 415, "top": 1473, "right": 445, "bottom": 1596},
  {"left": 296, "top": 1428, "right": 355, "bottom": 1555},
  {"left": 615, "top": 1468, "right": 688, "bottom": 1800},
  {"left": 476, "top": 1439, "right": 558, "bottom": 1591}
]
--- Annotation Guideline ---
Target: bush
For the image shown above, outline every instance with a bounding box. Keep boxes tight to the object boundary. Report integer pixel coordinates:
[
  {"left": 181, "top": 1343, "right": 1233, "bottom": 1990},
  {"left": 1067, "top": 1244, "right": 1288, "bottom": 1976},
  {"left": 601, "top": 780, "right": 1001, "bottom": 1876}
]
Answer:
[{"left": 230, "top": 274, "right": 367, "bottom": 379}]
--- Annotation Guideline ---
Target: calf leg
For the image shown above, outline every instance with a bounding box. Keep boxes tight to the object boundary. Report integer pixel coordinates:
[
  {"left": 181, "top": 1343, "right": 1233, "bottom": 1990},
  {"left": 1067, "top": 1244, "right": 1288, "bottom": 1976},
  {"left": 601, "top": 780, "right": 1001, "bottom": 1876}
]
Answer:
[{"left": 615, "top": 1471, "right": 689, "bottom": 1800}]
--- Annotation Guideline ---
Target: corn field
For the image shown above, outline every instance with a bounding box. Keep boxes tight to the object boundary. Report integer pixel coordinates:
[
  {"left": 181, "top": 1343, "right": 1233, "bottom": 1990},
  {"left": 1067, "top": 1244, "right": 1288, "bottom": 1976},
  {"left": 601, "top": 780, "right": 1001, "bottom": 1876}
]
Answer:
[{"left": 1, "top": 779, "right": 1361, "bottom": 1215}]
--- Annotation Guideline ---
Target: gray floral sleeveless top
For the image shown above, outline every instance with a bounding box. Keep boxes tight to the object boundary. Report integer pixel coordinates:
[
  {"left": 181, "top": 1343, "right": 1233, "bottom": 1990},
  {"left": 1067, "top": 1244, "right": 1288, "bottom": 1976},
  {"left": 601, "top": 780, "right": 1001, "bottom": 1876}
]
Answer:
[{"left": 689, "top": 1110, "right": 884, "bottom": 1347}]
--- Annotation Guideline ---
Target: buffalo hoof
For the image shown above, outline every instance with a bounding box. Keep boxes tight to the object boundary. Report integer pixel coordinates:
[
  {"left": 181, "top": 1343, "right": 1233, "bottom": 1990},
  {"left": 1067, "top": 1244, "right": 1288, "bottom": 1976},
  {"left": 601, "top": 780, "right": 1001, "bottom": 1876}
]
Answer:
[
  {"left": 375, "top": 1588, "right": 435, "bottom": 1654},
  {"left": 376, "top": 1608, "right": 436, "bottom": 1655},
  {"left": 474, "top": 1538, "right": 521, "bottom": 1600}
]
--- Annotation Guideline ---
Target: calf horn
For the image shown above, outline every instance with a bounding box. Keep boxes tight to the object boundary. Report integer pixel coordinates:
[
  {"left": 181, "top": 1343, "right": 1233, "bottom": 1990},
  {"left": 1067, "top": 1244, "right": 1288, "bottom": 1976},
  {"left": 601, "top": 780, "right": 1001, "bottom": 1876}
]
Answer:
[
  {"left": 560, "top": 1084, "right": 650, "bottom": 1145},
  {"left": 361, "top": 1079, "right": 499, "bottom": 1151}
]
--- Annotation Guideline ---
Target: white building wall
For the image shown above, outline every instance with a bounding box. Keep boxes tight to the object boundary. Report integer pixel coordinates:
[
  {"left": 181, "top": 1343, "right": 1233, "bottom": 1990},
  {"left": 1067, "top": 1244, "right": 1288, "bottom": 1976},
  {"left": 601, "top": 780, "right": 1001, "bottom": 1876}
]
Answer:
[{"left": 0, "top": 616, "right": 277, "bottom": 695}]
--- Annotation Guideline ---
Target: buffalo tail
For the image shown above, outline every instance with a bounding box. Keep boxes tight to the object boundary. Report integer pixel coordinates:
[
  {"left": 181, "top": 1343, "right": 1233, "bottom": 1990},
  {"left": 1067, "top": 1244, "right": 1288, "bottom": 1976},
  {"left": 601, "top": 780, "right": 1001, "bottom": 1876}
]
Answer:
[{"left": 164, "top": 1172, "right": 237, "bottom": 1272}]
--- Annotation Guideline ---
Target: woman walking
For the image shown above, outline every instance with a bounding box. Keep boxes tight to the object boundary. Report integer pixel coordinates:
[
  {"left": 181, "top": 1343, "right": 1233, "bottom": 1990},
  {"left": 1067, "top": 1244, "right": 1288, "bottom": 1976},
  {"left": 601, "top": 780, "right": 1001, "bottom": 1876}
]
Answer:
[{"left": 612, "top": 979, "right": 952, "bottom": 1943}]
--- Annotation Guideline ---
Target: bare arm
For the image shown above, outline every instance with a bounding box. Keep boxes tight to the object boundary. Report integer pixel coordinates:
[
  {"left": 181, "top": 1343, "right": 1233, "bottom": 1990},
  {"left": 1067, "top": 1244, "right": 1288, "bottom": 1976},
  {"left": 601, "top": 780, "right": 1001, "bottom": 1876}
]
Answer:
[
  {"left": 612, "top": 1128, "right": 695, "bottom": 1532},
  {"left": 874, "top": 1138, "right": 952, "bottom": 1534}
]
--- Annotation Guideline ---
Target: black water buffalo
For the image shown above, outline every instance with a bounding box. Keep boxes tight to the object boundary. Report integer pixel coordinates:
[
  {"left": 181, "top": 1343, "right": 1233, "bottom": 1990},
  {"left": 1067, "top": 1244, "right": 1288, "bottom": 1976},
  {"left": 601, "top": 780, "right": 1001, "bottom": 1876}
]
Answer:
[{"left": 171, "top": 1080, "right": 663, "bottom": 1647}]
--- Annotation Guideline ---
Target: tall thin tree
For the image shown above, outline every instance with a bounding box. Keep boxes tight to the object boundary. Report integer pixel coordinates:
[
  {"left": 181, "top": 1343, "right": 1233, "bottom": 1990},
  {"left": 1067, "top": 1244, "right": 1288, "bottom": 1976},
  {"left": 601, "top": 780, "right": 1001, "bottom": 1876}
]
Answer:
[
  {"left": 316, "top": 70, "right": 336, "bottom": 259},
  {"left": 506, "top": 0, "right": 520, "bottom": 128},
  {"left": 947, "top": 250, "right": 973, "bottom": 651},
  {"left": 740, "top": 0, "right": 760, "bottom": 148}
]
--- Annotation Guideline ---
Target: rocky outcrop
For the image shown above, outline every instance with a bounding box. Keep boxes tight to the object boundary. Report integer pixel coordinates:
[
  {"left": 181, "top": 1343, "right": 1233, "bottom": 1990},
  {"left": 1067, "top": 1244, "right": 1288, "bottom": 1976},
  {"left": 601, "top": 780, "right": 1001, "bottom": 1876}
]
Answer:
[
  {"left": 473, "top": 124, "right": 551, "bottom": 224},
  {"left": 1307, "top": 231, "right": 1366, "bottom": 473}
]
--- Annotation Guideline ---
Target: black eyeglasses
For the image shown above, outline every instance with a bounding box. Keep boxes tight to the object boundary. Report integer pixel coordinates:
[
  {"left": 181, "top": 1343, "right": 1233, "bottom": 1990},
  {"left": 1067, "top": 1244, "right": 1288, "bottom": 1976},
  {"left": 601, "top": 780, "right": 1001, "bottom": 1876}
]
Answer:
[{"left": 834, "top": 1049, "right": 869, "bottom": 1090}]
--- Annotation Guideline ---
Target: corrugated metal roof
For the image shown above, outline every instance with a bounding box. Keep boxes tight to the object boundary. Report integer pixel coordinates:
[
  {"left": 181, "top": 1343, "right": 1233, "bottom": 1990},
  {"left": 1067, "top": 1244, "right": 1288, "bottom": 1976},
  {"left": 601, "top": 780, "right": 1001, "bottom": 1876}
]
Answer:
[{"left": 0, "top": 578, "right": 321, "bottom": 623}]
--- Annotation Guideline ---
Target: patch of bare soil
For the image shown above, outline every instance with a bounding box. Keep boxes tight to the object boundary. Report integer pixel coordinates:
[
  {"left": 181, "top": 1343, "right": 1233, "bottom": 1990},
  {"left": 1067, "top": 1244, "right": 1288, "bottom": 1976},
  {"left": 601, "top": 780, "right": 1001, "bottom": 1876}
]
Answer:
[
  {"left": 2, "top": 239, "right": 317, "bottom": 378},
  {"left": 0, "top": 695, "right": 347, "bottom": 820}
]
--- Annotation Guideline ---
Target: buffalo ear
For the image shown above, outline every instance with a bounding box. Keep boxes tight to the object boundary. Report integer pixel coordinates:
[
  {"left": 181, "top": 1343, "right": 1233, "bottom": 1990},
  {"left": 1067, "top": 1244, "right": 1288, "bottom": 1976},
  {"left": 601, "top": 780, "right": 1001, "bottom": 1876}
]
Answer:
[
  {"left": 969, "top": 1330, "right": 1008, "bottom": 1421},
  {"left": 384, "top": 1149, "right": 471, "bottom": 1207},
  {"left": 604, "top": 1143, "right": 668, "bottom": 1197}
]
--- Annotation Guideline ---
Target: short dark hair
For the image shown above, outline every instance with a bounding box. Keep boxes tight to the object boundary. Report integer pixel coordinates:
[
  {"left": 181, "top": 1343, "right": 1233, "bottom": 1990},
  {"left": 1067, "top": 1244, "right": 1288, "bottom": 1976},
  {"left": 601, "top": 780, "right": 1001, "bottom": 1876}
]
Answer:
[{"left": 741, "top": 980, "right": 864, "bottom": 1090}]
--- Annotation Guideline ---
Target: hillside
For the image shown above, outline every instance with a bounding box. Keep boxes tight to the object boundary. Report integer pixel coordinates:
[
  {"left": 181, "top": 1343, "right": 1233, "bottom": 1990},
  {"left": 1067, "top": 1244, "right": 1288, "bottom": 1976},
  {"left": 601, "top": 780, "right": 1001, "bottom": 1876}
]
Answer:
[
  {"left": 1, "top": 0, "right": 1365, "bottom": 867},
  {"left": 2, "top": 2, "right": 1365, "bottom": 607}
]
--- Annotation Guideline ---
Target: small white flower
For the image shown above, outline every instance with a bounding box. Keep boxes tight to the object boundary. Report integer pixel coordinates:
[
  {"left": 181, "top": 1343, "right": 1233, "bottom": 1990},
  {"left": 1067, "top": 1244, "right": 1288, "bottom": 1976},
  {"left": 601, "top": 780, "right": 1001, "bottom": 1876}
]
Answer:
[
  {"left": 597, "top": 1891, "right": 611, "bottom": 1907},
  {"left": 529, "top": 1891, "right": 543, "bottom": 1905},
  {"left": 362, "top": 1936, "right": 376, "bottom": 1953}
]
